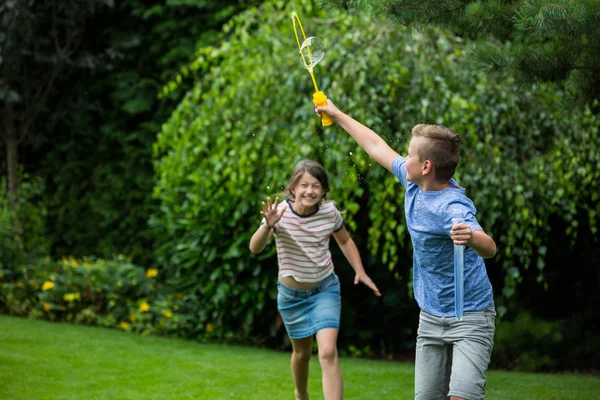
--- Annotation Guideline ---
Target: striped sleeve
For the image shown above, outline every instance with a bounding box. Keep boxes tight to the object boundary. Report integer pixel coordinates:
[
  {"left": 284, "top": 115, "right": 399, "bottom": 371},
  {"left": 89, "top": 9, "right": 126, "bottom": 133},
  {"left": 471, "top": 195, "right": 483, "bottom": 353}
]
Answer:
[{"left": 333, "top": 207, "right": 344, "bottom": 232}]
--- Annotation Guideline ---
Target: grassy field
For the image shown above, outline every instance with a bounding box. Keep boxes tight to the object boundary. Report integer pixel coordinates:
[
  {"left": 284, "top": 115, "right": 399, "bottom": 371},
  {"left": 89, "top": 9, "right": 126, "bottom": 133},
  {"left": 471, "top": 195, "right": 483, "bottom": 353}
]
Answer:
[{"left": 0, "top": 315, "right": 598, "bottom": 399}]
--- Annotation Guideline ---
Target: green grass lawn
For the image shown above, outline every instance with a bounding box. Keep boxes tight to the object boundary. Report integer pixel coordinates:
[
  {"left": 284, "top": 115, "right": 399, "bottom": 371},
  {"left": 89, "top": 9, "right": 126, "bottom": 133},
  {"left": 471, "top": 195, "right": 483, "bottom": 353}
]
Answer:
[{"left": 0, "top": 315, "right": 598, "bottom": 399}]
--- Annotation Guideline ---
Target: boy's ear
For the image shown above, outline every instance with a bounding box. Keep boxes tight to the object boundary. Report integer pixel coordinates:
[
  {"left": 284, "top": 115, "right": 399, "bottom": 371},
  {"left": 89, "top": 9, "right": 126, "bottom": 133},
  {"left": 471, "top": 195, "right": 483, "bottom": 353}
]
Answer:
[{"left": 422, "top": 160, "right": 433, "bottom": 175}]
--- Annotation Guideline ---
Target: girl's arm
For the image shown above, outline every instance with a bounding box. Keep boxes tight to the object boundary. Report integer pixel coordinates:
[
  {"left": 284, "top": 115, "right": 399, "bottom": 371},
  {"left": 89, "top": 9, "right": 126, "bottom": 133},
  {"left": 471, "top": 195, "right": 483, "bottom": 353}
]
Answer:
[
  {"left": 249, "top": 196, "right": 285, "bottom": 254},
  {"left": 333, "top": 226, "right": 381, "bottom": 296},
  {"left": 249, "top": 224, "right": 273, "bottom": 254}
]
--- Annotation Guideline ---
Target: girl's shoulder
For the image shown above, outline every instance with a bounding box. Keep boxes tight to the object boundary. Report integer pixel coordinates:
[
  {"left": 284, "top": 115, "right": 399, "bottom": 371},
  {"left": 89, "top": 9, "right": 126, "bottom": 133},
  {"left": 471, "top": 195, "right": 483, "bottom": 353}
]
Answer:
[{"left": 320, "top": 200, "right": 345, "bottom": 218}]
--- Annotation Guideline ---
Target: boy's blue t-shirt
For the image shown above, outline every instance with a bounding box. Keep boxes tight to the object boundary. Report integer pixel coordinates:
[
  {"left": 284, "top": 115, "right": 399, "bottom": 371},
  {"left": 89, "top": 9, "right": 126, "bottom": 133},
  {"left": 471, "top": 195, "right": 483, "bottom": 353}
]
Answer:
[{"left": 392, "top": 156, "right": 493, "bottom": 317}]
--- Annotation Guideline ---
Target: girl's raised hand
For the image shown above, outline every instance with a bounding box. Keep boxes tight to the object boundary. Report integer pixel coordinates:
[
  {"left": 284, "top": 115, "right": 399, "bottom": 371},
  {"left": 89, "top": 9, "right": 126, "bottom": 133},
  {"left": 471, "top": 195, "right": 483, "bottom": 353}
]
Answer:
[
  {"left": 354, "top": 273, "right": 381, "bottom": 297},
  {"left": 260, "top": 196, "right": 286, "bottom": 229}
]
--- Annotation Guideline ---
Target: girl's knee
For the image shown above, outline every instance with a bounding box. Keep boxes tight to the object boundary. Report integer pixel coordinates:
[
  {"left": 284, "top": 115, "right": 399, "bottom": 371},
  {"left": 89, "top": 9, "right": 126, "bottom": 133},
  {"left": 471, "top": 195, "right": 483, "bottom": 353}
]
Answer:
[
  {"left": 293, "top": 348, "right": 312, "bottom": 362},
  {"left": 318, "top": 345, "right": 338, "bottom": 364}
]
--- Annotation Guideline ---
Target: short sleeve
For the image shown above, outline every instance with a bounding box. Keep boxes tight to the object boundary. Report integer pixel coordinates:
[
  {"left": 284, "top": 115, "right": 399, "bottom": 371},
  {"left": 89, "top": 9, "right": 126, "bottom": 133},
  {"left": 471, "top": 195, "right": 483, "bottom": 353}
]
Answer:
[
  {"left": 446, "top": 201, "right": 483, "bottom": 235},
  {"left": 333, "top": 208, "right": 344, "bottom": 232},
  {"left": 391, "top": 156, "right": 408, "bottom": 188}
]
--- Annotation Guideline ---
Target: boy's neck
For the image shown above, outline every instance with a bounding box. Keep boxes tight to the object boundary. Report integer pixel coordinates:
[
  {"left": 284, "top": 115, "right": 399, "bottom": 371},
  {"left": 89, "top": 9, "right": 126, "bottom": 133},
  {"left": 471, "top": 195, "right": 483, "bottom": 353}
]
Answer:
[{"left": 418, "top": 179, "right": 450, "bottom": 191}]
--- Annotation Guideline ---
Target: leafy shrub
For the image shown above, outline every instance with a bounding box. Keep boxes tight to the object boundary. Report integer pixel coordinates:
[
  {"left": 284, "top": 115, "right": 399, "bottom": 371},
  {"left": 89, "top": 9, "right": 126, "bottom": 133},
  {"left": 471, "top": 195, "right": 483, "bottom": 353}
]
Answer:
[
  {"left": 0, "top": 173, "right": 48, "bottom": 270},
  {"left": 0, "top": 256, "right": 214, "bottom": 339},
  {"left": 491, "top": 311, "right": 564, "bottom": 371}
]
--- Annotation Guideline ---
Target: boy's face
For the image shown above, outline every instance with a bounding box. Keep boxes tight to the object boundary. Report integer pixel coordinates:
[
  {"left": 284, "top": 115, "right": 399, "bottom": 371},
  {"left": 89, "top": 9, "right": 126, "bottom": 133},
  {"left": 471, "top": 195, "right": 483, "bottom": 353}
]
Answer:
[{"left": 406, "top": 137, "right": 426, "bottom": 184}]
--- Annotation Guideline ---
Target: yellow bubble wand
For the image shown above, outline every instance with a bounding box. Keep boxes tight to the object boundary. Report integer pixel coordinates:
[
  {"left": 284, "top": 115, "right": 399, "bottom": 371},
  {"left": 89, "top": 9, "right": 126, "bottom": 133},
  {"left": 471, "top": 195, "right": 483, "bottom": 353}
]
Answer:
[{"left": 291, "top": 12, "right": 332, "bottom": 126}]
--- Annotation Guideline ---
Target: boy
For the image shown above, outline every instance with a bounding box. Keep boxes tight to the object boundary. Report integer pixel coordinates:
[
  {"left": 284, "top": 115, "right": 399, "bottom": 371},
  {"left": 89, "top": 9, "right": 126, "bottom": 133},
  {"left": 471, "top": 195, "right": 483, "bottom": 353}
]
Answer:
[{"left": 316, "top": 100, "right": 497, "bottom": 400}]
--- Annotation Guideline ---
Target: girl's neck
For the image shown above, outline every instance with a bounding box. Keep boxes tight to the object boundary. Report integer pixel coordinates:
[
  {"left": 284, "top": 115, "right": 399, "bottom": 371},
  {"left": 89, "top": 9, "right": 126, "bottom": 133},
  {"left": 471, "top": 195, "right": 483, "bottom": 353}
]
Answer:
[{"left": 290, "top": 200, "right": 317, "bottom": 216}]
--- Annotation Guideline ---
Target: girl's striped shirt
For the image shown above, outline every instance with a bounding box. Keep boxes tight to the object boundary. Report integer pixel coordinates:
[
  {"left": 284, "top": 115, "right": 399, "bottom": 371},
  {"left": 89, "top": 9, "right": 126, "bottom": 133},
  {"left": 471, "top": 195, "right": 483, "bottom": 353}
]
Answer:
[{"left": 263, "top": 199, "right": 344, "bottom": 283}]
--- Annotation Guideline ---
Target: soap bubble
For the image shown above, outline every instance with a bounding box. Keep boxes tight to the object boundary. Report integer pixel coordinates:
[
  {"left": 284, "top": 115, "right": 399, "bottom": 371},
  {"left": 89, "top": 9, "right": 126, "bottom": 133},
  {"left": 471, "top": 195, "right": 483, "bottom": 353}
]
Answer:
[{"left": 298, "top": 37, "right": 324, "bottom": 70}]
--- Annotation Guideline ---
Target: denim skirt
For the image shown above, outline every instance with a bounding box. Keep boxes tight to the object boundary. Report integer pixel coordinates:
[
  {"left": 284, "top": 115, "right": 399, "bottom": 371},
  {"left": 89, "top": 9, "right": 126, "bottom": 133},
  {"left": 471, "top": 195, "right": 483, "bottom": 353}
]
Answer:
[{"left": 277, "top": 273, "right": 341, "bottom": 339}]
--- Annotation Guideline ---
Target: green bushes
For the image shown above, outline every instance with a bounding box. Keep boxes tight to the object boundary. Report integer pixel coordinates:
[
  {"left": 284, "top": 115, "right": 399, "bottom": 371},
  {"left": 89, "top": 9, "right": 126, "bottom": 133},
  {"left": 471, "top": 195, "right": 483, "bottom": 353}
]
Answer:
[
  {"left": 0, "top": 256, "right": 216, "bottom": 339},
  {"left": 0, "top": 174, "right": 48, "bottom": 270},
  {"left": 491, "top": 311, "right": 564, "bottom": 371}
]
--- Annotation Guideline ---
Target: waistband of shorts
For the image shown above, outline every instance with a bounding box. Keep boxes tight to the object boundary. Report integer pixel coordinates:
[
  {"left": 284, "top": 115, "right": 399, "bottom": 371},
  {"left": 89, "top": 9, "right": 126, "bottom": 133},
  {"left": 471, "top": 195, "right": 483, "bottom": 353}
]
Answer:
[{"left": 277, "top": 273, "right": 338, "bottom": 297}]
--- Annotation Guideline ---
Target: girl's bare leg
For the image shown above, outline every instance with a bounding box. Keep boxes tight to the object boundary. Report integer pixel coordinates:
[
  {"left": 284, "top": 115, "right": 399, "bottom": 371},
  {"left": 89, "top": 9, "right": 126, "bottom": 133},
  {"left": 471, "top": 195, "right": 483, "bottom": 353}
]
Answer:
[
  {"left": 316, "top": 328, "right": 343, "bottom": 400},
  {"left": 290, "top": 336, "right": 313, "bottom": 400}
]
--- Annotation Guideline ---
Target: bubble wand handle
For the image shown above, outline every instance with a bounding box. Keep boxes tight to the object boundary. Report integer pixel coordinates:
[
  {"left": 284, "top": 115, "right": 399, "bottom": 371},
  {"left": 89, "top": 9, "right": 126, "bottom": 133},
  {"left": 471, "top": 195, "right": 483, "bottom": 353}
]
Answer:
[
  {"left": 313, "top": 91, "right": 333, "bottom": 126},
  {"left": 452, "top": 209, "right": 465, "bottom": 321},
  {"left": 291, "top": 12, "right": 331, "bottom": 127}
]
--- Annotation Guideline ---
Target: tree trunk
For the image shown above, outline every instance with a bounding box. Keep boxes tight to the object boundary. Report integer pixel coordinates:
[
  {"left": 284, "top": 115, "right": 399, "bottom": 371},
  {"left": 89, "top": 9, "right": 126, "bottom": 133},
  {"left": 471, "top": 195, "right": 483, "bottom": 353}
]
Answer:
[
  {"left": 3, "top": 101, "right": 20, "bottom": 206},
  {"left": 6, "top": 135, "right": 19, "bottom": 200}
]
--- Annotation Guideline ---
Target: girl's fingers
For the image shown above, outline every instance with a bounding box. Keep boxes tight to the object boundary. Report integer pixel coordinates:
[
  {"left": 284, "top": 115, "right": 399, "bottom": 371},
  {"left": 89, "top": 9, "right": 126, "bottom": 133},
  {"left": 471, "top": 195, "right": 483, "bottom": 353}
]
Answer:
[{"left": 364, "top": 278, "right": 381, "bottom": 296}]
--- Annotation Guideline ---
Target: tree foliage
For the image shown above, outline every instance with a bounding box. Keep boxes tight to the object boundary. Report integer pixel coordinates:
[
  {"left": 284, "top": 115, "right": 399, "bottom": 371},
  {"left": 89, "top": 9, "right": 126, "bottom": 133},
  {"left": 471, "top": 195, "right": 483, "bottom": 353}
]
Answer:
[
  {"left": 0, "top": 0, "right": 110, "bottom": 200},
  {"left": 25, "top": 0, "right": 261, "bottom": 262},
  {"left": 324, "top": 0, "right": 600, "bottom": 107},
  {"left": 153, "top": 0, "right": 599, "bottom": 358}
]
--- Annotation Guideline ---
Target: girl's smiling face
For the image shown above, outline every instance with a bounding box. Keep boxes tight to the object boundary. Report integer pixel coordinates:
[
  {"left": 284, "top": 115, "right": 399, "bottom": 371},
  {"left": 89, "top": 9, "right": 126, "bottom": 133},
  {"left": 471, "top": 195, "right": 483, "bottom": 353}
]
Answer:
[{"left": 291, "top": 172, "right": 325, "bottom": 209}]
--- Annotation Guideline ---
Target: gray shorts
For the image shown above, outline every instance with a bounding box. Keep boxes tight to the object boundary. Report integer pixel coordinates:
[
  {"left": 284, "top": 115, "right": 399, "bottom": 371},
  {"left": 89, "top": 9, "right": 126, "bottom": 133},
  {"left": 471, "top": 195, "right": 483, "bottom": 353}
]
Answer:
[{"left": 415, "top": 306, "right": 496, "bottom": 400}]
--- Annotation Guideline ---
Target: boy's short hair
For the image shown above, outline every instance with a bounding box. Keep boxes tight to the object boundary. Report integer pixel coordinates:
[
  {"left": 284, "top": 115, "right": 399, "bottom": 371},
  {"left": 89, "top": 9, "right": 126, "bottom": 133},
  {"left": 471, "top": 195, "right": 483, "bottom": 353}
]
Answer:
[{"left": 411, "top": 124, "right": 461, "bottom": 181}]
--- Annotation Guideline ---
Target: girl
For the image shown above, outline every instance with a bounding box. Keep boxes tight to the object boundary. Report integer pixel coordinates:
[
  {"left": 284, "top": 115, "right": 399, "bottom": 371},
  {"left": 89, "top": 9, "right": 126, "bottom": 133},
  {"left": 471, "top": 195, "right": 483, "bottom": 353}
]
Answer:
[{"left": 249, "top": 159, "right": 380, "bottom": 400}]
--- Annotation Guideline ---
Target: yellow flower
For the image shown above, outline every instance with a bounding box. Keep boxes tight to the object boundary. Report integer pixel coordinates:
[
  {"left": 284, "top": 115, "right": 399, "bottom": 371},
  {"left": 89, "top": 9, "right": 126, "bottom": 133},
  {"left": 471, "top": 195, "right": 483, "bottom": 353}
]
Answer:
[
  {"left": 119, "top": 321, "right": 131, "bottom": 331},
  {"left": 42, "top": 302, "right": 52, "bottom": 312},
  {"left": 63, "top": 292, "right": 81, "bottom": 302},
  {"left": 42, "top": 281, "right": 55, "bottom": 291},
  {"left": 129, "top": 311, "right": 137, "bottom": 322},
  {"left": 146, "top": 268, "right": 158, "bottom": 278},
  {"left": 205, "top": 322, "right": 215, "bottom": 333},
  {"left": 139, "top": 302, "right": 150, "bottom": 312},
  {"left": 162, "top": 310, "right": 173, "bottom": 318}
]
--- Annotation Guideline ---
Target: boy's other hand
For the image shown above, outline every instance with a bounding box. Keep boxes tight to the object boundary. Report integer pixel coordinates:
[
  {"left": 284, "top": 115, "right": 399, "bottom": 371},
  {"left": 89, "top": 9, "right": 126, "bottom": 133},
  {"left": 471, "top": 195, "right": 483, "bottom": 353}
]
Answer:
[
  {"left": 315, "top": 99, "right": 341, "bottom": 123},
  {"left": 451, "top": 223, "right": 473, "bottom": 246}
]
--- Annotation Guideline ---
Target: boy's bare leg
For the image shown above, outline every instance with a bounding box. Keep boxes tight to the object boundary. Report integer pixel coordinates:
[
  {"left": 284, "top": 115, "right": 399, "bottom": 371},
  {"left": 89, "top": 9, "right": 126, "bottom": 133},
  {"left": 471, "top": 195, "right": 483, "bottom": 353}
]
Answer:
[
  {"left": 316, "top": 328, "right": 343, "bottom": 400},
  {"left": 290, "top": 336, "right": 313, "bottom": 400}
]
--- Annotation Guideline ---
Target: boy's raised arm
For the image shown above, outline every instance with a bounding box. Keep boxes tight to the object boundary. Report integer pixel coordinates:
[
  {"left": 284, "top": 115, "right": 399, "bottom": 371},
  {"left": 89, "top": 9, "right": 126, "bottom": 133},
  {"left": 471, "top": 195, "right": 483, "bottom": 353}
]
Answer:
[{"left": 316, "top": 100, "right": 400, "bottom": 173}]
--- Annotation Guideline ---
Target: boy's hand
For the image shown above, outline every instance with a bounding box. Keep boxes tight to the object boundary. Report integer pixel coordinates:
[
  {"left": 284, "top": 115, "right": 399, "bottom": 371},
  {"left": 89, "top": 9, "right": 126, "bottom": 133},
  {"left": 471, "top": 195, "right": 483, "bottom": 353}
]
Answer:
[
  {"left": 451, "top": 223, "right": 473, "bottom": 246},
  {"left": 354, "top": 273, "right": 381, "bottom": 297},
  {"left": 315, "top": 99, "right": 341, "bottom": 123},
  {"left": 260, "top": 196, "right": 285, "bottom": 228}
]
